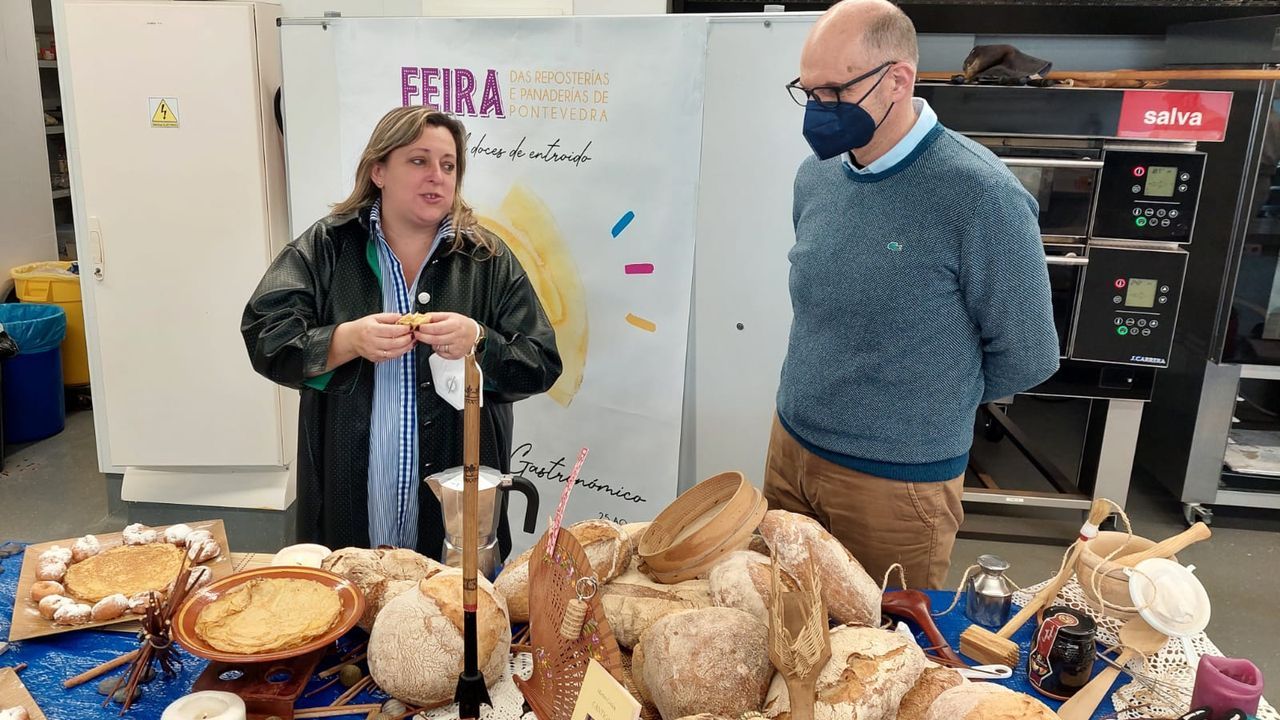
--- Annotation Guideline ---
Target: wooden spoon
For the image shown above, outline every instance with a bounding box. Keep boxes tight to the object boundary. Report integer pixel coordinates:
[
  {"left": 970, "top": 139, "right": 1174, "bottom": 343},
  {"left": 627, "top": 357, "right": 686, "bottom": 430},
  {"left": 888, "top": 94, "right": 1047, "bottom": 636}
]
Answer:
[{"left": 1056, "top": 617, "right": 1168, "bottom": 720}]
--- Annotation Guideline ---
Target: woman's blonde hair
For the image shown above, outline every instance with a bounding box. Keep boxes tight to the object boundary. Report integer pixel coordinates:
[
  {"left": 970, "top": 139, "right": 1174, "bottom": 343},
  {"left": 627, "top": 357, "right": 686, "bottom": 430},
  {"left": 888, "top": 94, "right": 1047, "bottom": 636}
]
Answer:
[{"left": 331, "top": 106, "right": 496, "bottom": 256}]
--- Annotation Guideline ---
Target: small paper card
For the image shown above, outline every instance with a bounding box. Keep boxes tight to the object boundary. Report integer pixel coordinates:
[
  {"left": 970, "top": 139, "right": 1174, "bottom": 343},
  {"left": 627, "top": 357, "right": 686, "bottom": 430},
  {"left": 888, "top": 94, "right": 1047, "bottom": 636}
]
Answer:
[{"left": 571, "top": 659, "right": 640, "bottom": 720}]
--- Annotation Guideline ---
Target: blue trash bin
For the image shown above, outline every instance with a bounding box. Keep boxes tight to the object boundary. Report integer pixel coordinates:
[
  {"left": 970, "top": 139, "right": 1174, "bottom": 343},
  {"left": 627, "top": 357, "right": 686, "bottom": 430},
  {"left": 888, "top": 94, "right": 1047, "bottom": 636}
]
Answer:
[{"left": 0, "top": 303, "right": 68, "bottom": 444}]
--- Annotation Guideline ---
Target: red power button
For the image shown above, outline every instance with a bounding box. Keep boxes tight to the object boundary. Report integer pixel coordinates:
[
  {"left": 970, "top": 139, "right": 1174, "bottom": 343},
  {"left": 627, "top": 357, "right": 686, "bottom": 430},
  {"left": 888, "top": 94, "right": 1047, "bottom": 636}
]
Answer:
[
  {"left": 1115, "top": 278, "right": 1127, "bottom": 289},
  {"left": 1133, "top": 166, "right": 1146, "bottom": 177}
]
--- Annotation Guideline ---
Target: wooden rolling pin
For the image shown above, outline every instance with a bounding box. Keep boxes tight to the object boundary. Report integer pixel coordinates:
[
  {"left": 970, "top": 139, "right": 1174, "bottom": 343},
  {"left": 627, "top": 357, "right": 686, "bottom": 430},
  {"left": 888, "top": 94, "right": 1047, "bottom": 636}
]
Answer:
[{"left": 1112, "top": 522, "right": 1211, "bottom": 567}]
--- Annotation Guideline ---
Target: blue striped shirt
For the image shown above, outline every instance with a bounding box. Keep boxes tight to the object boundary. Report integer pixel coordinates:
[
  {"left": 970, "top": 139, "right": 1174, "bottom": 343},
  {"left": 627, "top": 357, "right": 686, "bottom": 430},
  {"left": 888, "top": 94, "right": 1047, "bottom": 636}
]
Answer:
[{"left": 367, "top": 201, "right": 452, "bottom": 548}]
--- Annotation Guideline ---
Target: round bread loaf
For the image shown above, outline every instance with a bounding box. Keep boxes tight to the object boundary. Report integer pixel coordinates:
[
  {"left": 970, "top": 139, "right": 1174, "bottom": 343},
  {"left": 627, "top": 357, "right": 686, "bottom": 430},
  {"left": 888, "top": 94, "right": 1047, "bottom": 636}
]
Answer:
[
  {"left": 763, "top": 625, "right": 928, "bottom": 720},
  {"left": 600, "top": 566, "right": 712, "bottom": 649},
  {"left": 493, "top": 520, "right": 633, "bottom": 624},
  {"left": 493, "top": 546, "right": 534, "bottom": 624},
  {"left": 368, "top": 569, "right": 510, "bottom": 708},
  {"left": 629, "top": 644, "right": 652, "bottom": 704},
  {"left": 897, "top": 667, "right": 965, "bottom": 720},
  {"left": 639, "top": 607, "right": 772, "bottom": 720},
  {"left": 924, "top": 683, "right": 1058, "bottom": 720},
  {"left": 757, "top": 510, "right": 880, "bottom": 625},
  {"left": 708, "top": 550, "right": 797, "bottom": 623},
  {"left": 321, "top": 547, "right": 445, "bottom": 631}
]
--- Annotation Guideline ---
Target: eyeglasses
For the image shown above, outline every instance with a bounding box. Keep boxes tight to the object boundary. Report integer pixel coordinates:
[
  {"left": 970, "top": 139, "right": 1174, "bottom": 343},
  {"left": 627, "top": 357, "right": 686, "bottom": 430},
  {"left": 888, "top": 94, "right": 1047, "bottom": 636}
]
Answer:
[{"left": 786, "top": 61, "right": 897, "bottom": 109}]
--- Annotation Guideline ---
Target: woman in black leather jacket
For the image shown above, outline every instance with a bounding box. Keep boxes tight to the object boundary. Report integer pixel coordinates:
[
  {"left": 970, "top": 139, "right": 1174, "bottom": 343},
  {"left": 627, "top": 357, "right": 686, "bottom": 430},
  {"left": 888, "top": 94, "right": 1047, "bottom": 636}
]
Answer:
[{"left": 241, "top": 106, "right": 561, "bottom": 559}]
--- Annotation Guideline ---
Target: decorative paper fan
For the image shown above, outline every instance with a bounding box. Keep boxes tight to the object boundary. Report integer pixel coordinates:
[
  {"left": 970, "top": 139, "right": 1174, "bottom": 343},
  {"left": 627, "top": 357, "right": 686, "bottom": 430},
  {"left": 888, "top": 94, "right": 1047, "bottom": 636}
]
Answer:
[{"left": 514, "top": 528, "right": 624, "bottom": 720}]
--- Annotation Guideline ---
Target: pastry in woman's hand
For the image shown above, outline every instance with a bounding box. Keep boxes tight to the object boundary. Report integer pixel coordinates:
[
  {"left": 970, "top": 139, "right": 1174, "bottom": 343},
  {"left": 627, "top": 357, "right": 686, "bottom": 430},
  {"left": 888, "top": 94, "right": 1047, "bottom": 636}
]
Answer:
[{"left": 397, "top": 312, "right": 433, "bottom": 328}]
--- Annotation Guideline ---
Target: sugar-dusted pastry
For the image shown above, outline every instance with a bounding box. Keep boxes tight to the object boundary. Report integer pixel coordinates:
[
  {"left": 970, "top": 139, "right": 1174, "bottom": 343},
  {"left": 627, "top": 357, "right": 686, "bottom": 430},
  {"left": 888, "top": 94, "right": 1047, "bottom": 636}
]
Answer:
[
  {"left": 31, "top": 580, "right": 65, "bottom": 603},
  {"left": 186, "top": 565, "right": 213, "bottom": 592},
  {"left": 72, "top": 534, "right": 102, "bottom": 562},
  {"left": 37, "top": 560, "right": 67, "bottom": 582},
  {"left": 185, "top": 529, "right": 213, "bottom": 546},
  {"left": 187, "top": 538, "right": 221, "bottom": 563},
  {"left": 129, "top": 591, "right": 157, "bottom": 615},
  {"left": 53, "top": 601, "right": 93, "bottom": 625},
  {"left": 123, "top": 523, "right": 158, "bottom": 546},
  {"left": 39, "top": 594, "right": 72, "bottom": 619},
  {"left": 164, "top": 523, "right": 194, "bottom": 546},
  {"left": 38, "top": 545, "right": 72, "bottom": 566},
  {"left": 0, "top": 706, "right": 30, "bottom": 720},
  {"left": 92, "top": 594, "right": 132, "bottom": 622}
]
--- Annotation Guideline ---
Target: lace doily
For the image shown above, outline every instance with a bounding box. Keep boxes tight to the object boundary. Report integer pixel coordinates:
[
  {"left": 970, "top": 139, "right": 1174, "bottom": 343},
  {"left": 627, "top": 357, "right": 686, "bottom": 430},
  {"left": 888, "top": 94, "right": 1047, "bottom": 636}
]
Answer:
[
  {"left": 1015, "top": 578, "right": 1276, "bottom": 720},
  {"left": 384, "top": 653, "right": 536, "bottom": 720}
]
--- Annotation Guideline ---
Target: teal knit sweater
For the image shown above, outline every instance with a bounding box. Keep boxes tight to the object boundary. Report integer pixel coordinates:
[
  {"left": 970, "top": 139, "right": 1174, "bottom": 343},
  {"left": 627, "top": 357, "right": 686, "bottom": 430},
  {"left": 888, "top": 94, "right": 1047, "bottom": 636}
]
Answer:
[{"left": 776, "top": 123, "right": 1059, "bottom": 482}]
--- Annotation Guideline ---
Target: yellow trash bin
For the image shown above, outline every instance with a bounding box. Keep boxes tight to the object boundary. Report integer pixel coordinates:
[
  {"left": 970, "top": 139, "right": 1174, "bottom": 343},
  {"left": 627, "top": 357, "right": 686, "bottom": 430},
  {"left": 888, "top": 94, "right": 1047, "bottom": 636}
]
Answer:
[{"left": 10, "top": 261, "right": 89, "bottom": 386}]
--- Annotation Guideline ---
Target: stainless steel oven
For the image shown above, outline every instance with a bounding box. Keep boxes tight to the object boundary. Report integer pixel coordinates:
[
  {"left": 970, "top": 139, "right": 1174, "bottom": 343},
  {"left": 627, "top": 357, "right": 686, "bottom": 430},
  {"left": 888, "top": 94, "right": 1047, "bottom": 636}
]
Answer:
[
  {"left": 987, "top": 142, "right": 1204, "bottom": 370},
  {"left": 915, "top": 83, "right": 1226, "bottom": 518}
]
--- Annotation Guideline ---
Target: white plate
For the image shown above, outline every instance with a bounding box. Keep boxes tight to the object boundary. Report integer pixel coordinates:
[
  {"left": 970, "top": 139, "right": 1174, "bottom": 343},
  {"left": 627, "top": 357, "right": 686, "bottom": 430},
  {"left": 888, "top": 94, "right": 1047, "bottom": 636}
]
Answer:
[{"left": 270, "top": 543, "right": 332, "bottom": 569}]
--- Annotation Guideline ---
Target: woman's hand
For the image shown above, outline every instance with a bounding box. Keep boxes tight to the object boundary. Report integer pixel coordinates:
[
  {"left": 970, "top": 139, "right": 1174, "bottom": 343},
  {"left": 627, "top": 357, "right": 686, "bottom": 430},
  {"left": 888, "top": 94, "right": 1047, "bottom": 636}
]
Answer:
[
  {"left": 414, "top": 312, "right": 481, "bottom": 361},
  {"left": 331, "top": 313, "right": 415, "bottom": 366}
]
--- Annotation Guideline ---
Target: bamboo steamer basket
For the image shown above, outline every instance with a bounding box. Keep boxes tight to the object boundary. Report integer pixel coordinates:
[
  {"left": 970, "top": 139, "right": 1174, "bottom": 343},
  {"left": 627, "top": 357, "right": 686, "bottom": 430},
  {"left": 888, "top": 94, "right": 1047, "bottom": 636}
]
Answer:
[{"left": 1075, "top": 531, "right": 1176, "bottom": 621}]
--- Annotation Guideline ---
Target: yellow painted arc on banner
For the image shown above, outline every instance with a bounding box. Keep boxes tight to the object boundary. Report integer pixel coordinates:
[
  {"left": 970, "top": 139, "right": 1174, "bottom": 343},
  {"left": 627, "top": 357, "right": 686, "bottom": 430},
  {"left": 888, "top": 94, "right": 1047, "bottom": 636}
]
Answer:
[{"left": 477, "top": 184, "right": 589, "bottom": 408}]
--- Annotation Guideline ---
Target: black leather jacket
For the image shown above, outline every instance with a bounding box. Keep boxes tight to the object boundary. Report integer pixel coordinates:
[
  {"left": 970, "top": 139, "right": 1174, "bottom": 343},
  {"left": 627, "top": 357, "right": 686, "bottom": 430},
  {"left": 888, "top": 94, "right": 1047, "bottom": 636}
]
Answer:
[{"left": 241, "top": 207, "right": 561, "bottom": 558}]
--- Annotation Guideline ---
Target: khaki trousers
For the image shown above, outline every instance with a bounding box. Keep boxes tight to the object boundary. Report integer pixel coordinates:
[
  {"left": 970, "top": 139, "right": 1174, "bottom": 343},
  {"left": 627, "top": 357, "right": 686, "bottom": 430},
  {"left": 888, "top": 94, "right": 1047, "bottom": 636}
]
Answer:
[{"left": 763, "top": 415, "right": 965, "bottom": 590}]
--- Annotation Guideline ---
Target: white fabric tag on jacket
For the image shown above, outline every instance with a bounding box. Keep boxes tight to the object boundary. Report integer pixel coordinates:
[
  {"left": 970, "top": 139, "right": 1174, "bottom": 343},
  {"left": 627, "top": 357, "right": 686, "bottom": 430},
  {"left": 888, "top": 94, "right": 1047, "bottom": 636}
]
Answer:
[{"left": 428, "top": 354, "right": 483, "bottom": 411}]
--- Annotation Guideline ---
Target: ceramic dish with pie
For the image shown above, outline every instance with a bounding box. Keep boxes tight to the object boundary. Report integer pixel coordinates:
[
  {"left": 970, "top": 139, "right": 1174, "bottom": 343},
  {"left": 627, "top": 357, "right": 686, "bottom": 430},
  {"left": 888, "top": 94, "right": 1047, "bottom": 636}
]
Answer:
[
  {"left": 9, "top": 520, "right": 232, "bottom": 641},
  {"left": 174, "top": 566, "right": 364, "bottom": 663}
]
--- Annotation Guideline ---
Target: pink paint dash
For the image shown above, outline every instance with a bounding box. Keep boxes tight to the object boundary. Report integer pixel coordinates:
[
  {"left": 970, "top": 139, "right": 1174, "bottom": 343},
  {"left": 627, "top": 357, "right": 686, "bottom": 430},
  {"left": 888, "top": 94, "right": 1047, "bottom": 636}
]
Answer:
[{"left": 625, "top": 263, "right": 654, "bottom": 275}]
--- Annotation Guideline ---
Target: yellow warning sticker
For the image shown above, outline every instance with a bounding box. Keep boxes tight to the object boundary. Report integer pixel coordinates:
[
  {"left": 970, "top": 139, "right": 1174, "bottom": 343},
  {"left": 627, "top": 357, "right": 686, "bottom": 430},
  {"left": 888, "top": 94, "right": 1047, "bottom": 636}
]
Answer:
[{"left": 148, "top": 97, "right": 179, "bottom": 128}]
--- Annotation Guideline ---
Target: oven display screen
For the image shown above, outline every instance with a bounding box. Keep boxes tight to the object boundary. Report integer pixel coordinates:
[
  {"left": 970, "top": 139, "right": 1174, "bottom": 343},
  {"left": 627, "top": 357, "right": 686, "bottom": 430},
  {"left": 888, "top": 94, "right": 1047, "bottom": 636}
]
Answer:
[
  {"left": 1144, "top": 166, "right": 1177, "bottom": 198},
  {"left": 1126, "top": 278, "right": 1158, "bottom": 308}
]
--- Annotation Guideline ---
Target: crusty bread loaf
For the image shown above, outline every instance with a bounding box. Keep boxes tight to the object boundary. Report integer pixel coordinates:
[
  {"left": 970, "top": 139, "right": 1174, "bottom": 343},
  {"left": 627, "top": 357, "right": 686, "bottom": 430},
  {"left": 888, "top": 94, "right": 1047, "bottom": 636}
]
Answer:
[
  {"left": 494, "top": 520, "right": 634, "bottom": 624},
  {"left": 630, "top": 644, "right": 652, "bottom": 704},
  {"left": 368, "top": 569, "right": 510, "bottom": 708},
  {"left": 897, "top": 667, "right": 965, "bottom": 720},
  {"left": 494, "top": 546, "right": 534, "bottom": 624},
  {"left": 758, "top": 510, "right": 880, "bottom": 625},
  {"left": 601, "top": 566, "right": 713, "bottom": 649},
  {"left": 321, "top": 547, "right": 445, "bottom": 630},
  {"left": 708, "top": 550, "right": 797, "bottom": 623},
  {"left": 764, "top": 625, "right": 928, "bottom": 720},
  {"left": 924, "top": 683, "right": 1058, "bottom": 720},
  {"left": 640, "top": 608, "right": 773, "bottom": 720}
]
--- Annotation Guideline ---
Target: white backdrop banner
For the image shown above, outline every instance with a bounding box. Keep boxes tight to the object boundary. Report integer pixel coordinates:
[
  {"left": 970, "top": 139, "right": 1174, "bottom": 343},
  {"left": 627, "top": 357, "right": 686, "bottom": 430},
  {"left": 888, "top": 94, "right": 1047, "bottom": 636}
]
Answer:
[{"left": 334, "top": 16, "right": 708, "bottom": 552}]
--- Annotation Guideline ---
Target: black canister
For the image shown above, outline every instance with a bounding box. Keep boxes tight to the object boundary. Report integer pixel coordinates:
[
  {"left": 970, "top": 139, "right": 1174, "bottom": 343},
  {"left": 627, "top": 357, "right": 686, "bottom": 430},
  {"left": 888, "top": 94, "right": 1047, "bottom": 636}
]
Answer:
[{"left": 1028, "top": 606, "right": 1097, "bottom": 700}]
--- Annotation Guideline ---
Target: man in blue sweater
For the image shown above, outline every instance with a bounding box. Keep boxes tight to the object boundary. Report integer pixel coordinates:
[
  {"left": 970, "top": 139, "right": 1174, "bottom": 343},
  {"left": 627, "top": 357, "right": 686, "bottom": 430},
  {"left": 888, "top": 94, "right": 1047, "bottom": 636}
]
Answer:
[{"left": 767, "top": 0, "right": 1059, "bottom": 589}]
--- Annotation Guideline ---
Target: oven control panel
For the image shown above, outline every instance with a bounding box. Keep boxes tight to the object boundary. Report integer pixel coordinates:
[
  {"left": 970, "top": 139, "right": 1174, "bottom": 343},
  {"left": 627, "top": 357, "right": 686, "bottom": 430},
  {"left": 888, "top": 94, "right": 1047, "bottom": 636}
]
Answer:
[
  {"left": 1091, "top": 150, "right": 1205, "bottom": 244},
  {"left": 1071, "top": 246, "right": 1187, "bottom": 367}
]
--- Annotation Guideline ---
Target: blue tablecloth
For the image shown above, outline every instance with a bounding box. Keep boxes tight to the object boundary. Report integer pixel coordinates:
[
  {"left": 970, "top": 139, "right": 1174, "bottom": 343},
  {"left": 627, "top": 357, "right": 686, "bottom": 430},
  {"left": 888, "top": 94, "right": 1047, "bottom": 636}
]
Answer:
[{"left": 0, "top": 547, "right": 1121, "bottom": 719}]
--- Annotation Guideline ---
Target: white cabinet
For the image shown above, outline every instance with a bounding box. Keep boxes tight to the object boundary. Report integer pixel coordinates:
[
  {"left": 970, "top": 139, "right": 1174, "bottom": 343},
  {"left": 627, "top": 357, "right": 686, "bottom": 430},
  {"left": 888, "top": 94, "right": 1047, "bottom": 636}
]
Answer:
[{"left": 59, "top": 0, "right": 294, "bottom": 507}]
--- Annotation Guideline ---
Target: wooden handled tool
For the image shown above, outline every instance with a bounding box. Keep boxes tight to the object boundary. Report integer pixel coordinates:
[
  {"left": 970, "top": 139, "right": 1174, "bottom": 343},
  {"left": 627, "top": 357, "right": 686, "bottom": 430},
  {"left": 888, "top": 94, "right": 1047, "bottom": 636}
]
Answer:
[
  {"left": 1057, "top": 617, "right": 1167, "bottom": 720},
  {"left": 1112, "top": 522, "right": 1211, "bottom": 568},
  {"left": 454, "top": 354, "right": 491, "bottom": 720},
  {"left": 768, "top": 557, "right": 829, "bottom": 720},
  {"left": 958, "top": 499, "right": 1113, "bottom": 667},
  {"left": 881, "top": 590, "right": 967, "bottom": 667}
]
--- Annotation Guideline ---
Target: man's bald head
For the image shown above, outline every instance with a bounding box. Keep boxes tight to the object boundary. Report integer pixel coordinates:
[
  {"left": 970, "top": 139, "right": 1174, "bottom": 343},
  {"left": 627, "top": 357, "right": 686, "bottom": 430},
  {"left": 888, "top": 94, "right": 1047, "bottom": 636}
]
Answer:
[{"left": 806, "top": 0, "right": 919, "bottom": 72}]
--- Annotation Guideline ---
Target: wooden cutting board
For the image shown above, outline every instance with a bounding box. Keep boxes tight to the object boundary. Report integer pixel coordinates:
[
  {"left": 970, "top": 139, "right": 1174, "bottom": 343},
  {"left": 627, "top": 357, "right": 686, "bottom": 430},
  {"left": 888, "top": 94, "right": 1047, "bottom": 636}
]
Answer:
[
  {"left": 9, "top": 520, "right": 232, "bottom": 641},
  {"left": 0, "top": 668, "right": 46, "bottom": 720}
]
